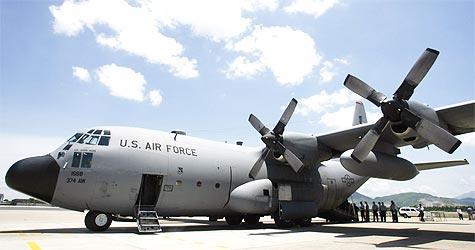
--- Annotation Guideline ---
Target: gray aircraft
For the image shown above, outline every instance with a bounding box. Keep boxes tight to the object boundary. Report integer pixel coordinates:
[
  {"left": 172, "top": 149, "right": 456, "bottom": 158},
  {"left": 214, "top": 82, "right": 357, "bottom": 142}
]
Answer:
[{"left": 5, "top": 48, "right": 474, "bottom": 233}]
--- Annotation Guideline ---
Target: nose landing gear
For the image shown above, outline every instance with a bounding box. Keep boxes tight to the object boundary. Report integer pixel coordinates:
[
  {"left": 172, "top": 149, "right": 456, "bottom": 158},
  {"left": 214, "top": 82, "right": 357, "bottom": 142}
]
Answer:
[{"left": 85, "top": 211, "right": 112, "bottom": 232}]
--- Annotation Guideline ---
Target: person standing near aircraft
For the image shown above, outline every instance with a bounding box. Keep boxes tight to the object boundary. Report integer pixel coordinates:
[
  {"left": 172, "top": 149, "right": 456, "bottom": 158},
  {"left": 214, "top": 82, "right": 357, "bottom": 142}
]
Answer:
[
  {"left": 360, "top": 202, "right": 365, "bottom": 222},
  {"left": 372, "top": 202, "right": 379, "bottom": 222},
  {"left": 456, "top": 208, "right": 463, "bottom": 220},
  {"left": 353, "top": 203, "right": 360, "bottom": 222},
  {"left": 364, "top": 202, "right": 370, "bottom": 222},
  {"left": 380, "top": 202, "right": 387, "bottom": 222},
  {"left": 390, "top": 201, "right": 398, "bottom": 222},
  {"left": 418, "top": 204, "right": 425, "bottom": 222},
  {"left": 467, "top": 207, "right": 473, "bottom": 220}
]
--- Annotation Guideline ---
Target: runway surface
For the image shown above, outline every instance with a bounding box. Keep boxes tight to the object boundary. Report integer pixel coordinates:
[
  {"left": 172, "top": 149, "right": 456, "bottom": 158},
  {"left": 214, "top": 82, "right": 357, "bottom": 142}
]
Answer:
[{"left": 0, "top": 206, "right": 474, "bottom": 250}]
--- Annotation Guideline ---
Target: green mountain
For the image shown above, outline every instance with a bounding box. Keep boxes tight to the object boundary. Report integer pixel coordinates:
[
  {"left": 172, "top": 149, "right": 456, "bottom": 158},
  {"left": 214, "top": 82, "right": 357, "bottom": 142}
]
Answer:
[{"left": 350, "top": 192, "right": 473, "bottom": 207}]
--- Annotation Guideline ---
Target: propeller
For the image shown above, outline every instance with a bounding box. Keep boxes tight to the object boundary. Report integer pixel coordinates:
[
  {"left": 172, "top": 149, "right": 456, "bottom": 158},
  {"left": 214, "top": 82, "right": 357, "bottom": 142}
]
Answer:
[
  {"left": 344, "top": 48, "right": 461, "bottom": 163},
  {"left": 248, "top": 98, "right": 304, "bottom": 179}
]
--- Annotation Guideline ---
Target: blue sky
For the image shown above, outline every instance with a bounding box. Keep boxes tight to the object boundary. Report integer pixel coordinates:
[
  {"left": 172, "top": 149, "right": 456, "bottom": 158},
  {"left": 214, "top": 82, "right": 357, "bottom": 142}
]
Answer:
[{"left": 1, "top": 0, "right": 474, "bottom": 199}]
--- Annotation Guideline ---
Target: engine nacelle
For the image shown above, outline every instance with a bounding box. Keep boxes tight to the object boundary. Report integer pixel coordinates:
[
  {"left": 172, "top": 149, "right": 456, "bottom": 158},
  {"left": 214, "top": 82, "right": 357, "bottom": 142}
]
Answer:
[
  {"left": 390, "top": 100, "right": 446, "bottom": 149},
  {"left": 340, "top": 150, "right": 419, "bottom": 181},
  {"left": 282, "top": 132, "right": 331, "bottom": 165},
  {"left": 227, "top": 179, "right": 275, "bottom": 214}
]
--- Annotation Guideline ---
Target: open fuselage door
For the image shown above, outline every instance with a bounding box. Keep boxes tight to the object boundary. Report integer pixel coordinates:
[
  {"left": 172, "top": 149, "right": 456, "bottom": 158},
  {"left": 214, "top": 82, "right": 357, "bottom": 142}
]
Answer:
[{"left": 135, "top": 174, "right": 163, "bottom": 233}]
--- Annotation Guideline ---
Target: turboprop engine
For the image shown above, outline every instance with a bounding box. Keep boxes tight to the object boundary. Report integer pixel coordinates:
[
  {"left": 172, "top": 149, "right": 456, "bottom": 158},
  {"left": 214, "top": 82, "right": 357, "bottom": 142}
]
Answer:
[
  {"left": 344, "top": 48, "right": 461, "bottom": 163},
  {"left": 390, "top": 100, "right": 446, "bottom": 149},
  {"left": 340, "top": 150, "right": 419, "bottom": 181}
]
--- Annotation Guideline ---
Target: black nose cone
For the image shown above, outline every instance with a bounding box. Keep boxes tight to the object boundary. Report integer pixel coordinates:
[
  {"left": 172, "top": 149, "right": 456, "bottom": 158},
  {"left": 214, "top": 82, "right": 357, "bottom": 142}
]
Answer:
[{"left": 5, "top": 155, "right": 60, "bottom": 203}]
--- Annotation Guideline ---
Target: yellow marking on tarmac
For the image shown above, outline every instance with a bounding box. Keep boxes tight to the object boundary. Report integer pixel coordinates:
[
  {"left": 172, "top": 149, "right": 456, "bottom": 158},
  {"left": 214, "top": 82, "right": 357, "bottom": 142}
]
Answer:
[{"left": 27, "top": 241, "right": 41, "bottom": 250}]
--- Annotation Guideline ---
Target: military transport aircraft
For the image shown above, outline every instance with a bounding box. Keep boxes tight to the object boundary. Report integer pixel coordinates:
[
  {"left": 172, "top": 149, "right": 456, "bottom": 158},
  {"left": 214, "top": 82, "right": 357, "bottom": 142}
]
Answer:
[{"left": 5, "top": 48, "right": 474, "bottom": 233}]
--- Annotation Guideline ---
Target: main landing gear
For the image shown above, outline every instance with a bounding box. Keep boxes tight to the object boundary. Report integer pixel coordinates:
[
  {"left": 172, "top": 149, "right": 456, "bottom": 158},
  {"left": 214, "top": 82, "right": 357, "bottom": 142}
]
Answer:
[
  {"left": 225, "top": 215, "right": 261, "bottom": 225},
  {"left": 85, "top": 211, "right": 112, "bottom": 232},
  {"left": 273, "top": 217, "right": 312, "bottom": 228}
]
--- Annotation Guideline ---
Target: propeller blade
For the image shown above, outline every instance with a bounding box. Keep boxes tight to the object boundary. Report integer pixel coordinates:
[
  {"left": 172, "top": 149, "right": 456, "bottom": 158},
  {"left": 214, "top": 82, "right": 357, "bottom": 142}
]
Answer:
[
  {"left": 283, "top": 148, "right": 304, "bottom": 173},
  {"left": 400, "top": 109, "right": 461, "bottom": 154},
  {"left": 248, "top": 148, "right": 270, "bottom": 179},
  {"left": 273, "top": 98, "right": 298, "bottom": 135},
  {"left": 394, "top": 48, "right": 439, "bottom": 100},
  {"left": 351, "top": 116, "right": 389, "bottom": 163},
  {"left": 249, "top": 114, "right": 270, "bottom": 136},
  {"left": 274, "top": 141, "right": 304, "bottom": 173},
  {"left": 344, "top": 75, "right": 387, "bottom": 106}
]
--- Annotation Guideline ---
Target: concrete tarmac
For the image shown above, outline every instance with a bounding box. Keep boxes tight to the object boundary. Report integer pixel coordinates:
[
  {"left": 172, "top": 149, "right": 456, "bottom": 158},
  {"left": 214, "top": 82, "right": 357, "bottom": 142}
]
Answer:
[{"left": 0, "top": 207, "right": 474, "bottom": 250}]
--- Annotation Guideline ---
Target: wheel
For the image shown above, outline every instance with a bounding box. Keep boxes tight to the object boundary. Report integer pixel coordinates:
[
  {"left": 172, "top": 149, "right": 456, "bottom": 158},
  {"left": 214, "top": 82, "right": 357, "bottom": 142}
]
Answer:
[
  {"left": 225, "top": 215, "right": 243, "bottom": 225},
  {"left": 274, "top": 217, "right": 294, "bottom": 228},
  {"left": 208, "top": 216, "right": 218, "bottom": 222},
  {"left": 402, "top": 214, "right": 408, "bottom": 218},
  {"left": 244, "top": 215, "right": 260, "bottom": 225},
  {"left": 294, "top": 218, "right": 312, "bottom": 227},
  {"left": 85, "top": 211, "right": 112, "bottom": 232}
]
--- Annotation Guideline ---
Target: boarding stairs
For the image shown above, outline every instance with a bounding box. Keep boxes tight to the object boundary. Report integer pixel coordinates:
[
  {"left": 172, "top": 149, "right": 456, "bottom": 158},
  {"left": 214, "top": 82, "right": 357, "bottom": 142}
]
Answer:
[{"left": 136, "top": 205, "right": 161, "bottom": 233}]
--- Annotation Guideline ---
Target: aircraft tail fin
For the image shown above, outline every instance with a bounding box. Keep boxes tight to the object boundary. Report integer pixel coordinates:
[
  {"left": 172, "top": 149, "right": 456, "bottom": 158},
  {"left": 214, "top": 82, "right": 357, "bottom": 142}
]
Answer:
[
  {"left": 415, "top": 159, "right": 469, "bottom": 171},
  {"left": 352, "top": 101, "right": 367, "bottom": 126}
]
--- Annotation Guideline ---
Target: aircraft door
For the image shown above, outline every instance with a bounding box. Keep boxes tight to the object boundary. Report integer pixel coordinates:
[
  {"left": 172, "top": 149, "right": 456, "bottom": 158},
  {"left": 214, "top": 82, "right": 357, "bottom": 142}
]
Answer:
[{"left": 136, "top": 174, "right": 163, "bottom": 210}]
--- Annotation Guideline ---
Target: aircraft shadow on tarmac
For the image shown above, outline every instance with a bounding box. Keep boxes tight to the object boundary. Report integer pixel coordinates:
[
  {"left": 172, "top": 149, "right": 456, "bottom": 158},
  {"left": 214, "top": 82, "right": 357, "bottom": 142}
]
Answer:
[{"left": 1, "top": 221, "right": 473, "bottom": 248}]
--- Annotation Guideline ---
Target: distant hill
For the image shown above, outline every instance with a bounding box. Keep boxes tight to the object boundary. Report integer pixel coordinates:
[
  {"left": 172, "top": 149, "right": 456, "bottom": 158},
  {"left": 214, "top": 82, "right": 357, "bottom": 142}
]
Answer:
[
  {"left": 455, "top": 191, "right": 475, "bottom": 199},
  {"left": 350, "top": 192, "right": 473, "bottom": 207}
]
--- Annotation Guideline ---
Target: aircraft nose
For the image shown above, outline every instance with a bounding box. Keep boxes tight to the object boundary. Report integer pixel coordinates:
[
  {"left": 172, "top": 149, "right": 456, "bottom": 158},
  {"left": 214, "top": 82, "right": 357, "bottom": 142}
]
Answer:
[{"left": 5, "top": 155, "right": 60, "bottom": 203}]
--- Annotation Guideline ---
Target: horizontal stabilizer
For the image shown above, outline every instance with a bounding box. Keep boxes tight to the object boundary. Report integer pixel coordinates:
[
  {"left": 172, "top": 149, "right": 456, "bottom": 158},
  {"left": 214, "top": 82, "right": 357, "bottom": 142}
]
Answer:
[{"left": 415, "top": 159, "right": 469, "bottom": 171}]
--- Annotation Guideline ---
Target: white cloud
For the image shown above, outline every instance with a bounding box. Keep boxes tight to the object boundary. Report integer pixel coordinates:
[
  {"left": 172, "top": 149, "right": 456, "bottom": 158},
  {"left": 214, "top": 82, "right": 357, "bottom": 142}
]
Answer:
[
  {"left": 225, "top": 56, "right": 266, "bottom": 79},
  {"left": 225, "top": 25, "right": 321, "bottom": 85},
  {"left": 296, "top": 88, "right": 359, "bottom": 116},
  {"left": 241, "top": 0, "right": 279, "bottom": 12},
  {"left": 284, "top": 0, "right": 340, "bottom": 19},
  {"left": 319, "top": 61, "right": 335, "bottom": 83},
  {"left": 296, "top": 88, "right": 381, "bottom": 129},
  {"left": 148, "top": 89, "right": 163, "bottom": 107},
  {"left": 72, "top": 66, "right": 90, "bottom": 82},
  {"left": 49, "top": 0, "right": 282, "bottom": 79},
  {"left": 50, "top": 0, "right": 198, "bottom": 79},
  {"left": 95, "top": 64, "right": 146, "bottom": 102},
  {"left": 319, "top": 57, "right": 350, "bottom": 83},
  {"left": 319, "top": 105, "right": 380, "bottom": 130}
]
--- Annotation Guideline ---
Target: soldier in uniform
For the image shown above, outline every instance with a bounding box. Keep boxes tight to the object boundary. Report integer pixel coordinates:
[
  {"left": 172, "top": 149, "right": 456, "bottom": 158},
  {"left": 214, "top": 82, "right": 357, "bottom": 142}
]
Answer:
[
  {"left": 380, "top": 202, "right": 387, "bottom": 222},
  {"left": 390, "top": 200, "right": 398, "bottom": 222},
  {"left": 359, "top": 202, "right": 365, "bottom": 222},
  {"left": 372, "top": 202, "right": 379, "bottom": 222},
  {"left": 364, "top": 201, "right": 370, "bottom": 222}
]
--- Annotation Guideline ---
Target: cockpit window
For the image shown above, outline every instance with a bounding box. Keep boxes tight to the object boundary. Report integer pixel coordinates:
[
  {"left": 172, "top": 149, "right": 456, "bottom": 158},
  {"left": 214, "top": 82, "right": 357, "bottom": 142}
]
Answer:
[
  {"left": 81, "top": 153, "right": 93, "bottom": 168},
  {"left": 72, "top": 152, "right": 81, "bottom": 168},
  {"left": 77, "top": 134, "right": 90, "bottom": 144},
  {"left": 63, "top": 133, "right": 84, "bottom": 150},
  {"left": 67, "top": 133, "right": 83, "bottom": 143},
  {"left": 86, "top": 136, "right": 100, "bottom": 145},
  {"left": 76, "top": 129, "right": 111, "bottom": 146},
  {"left": 98, "top": 136, "right": 110, "bottom": 146}
]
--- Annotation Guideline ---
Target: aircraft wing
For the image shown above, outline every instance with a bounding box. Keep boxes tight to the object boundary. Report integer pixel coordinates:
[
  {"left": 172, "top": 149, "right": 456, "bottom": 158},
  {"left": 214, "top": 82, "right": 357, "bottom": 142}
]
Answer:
[
  {"left": 435, "top": 101, "right": 475, "bottom": 135},
  {"left": 317, "top": 101, "right": 475, "bottom": 155},
  {"left": 415, "top": 159, "right": 469, "bottom": 171}
]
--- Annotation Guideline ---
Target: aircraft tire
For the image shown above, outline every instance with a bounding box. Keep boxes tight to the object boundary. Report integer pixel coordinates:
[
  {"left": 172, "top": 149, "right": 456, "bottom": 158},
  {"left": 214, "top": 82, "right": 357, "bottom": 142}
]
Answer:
[
  {"left": 225, "top": 215, "right": 243, "bottom": 225},
  {"left": 243, "top": 215, "right": 260, "bottom": 225},
  {"left": 294, "top": 218, "right": 312, "bottom": 227},
  {"left": 274, "top": 217, "right": 294, "bottom": 228},
  {"left": 85, "top": 211, "right": 112, "bottom": 232}
]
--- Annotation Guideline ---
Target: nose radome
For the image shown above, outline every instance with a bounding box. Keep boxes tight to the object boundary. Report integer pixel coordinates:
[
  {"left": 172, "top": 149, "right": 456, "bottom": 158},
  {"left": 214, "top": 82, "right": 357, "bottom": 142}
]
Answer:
[{"left": 5, "top": 155, "right": 60, "bottom": 203}]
